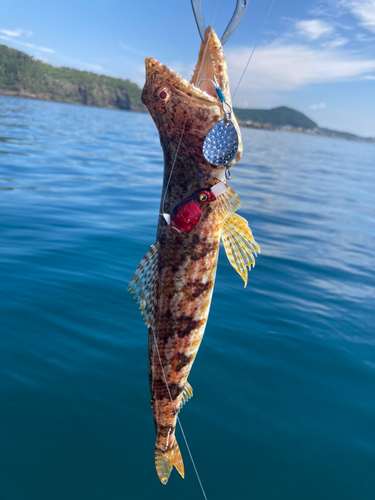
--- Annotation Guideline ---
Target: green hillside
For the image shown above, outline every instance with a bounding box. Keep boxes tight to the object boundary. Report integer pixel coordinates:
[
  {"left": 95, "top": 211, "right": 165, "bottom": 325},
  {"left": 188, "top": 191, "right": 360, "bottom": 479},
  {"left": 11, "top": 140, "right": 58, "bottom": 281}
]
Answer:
[
  {"left": 234, "top": 106, "right": 318, "bottom": 129},
  {"left": 0, "top": 44, "right": 144, "bottom": 111}
]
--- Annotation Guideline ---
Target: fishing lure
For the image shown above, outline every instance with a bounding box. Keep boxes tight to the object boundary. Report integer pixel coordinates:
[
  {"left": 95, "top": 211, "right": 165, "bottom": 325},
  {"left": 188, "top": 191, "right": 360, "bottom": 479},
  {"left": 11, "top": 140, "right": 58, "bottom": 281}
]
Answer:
[
  {"left": 200, "top": 75, "right": 239, "bottom": 177},
  {"left": 164, "top": 182, "right": 227, "bottom": 232}
]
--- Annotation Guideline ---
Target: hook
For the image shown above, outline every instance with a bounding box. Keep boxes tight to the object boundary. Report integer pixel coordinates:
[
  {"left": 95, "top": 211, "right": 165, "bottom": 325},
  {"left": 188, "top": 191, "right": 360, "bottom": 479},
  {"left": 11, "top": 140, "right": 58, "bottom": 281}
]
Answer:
[{"left": 191, "top": 0, "right": 249, "bottom": 46}]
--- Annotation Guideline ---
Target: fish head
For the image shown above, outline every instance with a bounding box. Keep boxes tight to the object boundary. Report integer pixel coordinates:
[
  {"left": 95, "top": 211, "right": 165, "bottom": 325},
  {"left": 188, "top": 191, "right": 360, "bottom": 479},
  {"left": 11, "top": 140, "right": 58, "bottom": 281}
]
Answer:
[{"left": 142, "top": 27, "right": 242, "bottom": 179}]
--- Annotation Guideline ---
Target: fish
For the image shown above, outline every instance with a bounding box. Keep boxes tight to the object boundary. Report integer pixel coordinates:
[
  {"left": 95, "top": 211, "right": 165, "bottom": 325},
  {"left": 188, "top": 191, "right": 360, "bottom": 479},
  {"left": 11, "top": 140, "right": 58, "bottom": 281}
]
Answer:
[{"left": 128, "top": 26, "right": 259, "bottom": 485}]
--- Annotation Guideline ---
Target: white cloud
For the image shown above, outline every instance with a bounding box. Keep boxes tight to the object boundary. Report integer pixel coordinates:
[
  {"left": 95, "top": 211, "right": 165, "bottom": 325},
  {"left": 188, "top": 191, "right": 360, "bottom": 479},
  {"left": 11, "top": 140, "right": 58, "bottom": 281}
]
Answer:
[
  {"left": 356, "top": 32, "right": 375, "bottom": 40},
  {"left": 310, "top": 103, "right": 326, "bottom": 109},
  {"left": 296, "top": 19, "right": 334, "bottom": 40},
  {"left": 0, "top": 35, "right": 54, "bottom": 53},
  {"left": 227, "top": 42, "right": 375, "bottom": 104},
  {"left": 323, "top": 36, "right": 349, "bottom": 48},
  {"left": 119, "top": 43, "right": 147, "bottom": 56},
  {"left": 342, "top": 0, "right": 375, "bottom": 33},
  {"left": 0, "top": 28, "right": 23, "bottom": 37},
  {"left": 362, "top": 74, "right": 375, "bottom": 79},
  {"left": 0, "top": 32, "right": 104, "bottom": 75}
]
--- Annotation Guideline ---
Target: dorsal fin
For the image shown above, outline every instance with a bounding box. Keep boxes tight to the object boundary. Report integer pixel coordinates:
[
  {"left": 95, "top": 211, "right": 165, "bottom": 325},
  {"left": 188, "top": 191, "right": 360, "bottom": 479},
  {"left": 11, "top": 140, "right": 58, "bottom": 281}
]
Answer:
[
  {"left": 128, "top": 242, "right": 160, "bottom": 327},
  {"left": 179, "top": 381, "right": 193, "bottom": 411},
  {"left": 221, "top": 213, "right": 260, "bottom": 287}
]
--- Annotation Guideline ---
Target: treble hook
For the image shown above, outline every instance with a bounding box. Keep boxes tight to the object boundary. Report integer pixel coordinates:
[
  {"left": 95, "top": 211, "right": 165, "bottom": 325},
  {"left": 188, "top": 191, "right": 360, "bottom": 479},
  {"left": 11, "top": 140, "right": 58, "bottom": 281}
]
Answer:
[{"left": 191, "top": 0, "right": 249, "bottom": 46}]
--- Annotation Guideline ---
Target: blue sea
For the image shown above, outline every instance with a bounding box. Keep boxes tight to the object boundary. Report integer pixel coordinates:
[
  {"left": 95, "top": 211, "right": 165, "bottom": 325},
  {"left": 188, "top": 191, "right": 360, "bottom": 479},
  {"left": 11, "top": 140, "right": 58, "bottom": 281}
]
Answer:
[{"left": 1, "top": 94, "right": 375, "bottom": 500}]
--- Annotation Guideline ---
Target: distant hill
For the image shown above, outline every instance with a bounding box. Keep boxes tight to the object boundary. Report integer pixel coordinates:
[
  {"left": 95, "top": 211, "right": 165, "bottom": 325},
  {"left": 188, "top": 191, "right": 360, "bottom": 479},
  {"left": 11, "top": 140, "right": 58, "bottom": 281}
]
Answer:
[
  {"left": 233, "top": 106, "right": 318, "bottom": 129},
  {"left": 0, "top": 44, "right": 144, "bottom": 111},
  {"left": 318, "top": 128, "right": 359, "bottom": 140}
]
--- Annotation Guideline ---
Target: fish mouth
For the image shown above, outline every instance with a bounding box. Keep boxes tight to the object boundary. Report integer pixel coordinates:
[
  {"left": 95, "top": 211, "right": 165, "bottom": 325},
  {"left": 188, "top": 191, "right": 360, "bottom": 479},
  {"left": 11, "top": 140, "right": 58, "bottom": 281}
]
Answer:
[{"left": 144, "top": 27, "right": 230, "bottom": 105}]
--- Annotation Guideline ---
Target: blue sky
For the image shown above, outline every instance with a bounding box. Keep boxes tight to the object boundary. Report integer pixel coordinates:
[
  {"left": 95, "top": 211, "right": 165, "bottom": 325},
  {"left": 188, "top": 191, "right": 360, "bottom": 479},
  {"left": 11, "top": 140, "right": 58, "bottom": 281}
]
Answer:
[{"left": 1, "top": 0, "right": 375, "bottom": 136}]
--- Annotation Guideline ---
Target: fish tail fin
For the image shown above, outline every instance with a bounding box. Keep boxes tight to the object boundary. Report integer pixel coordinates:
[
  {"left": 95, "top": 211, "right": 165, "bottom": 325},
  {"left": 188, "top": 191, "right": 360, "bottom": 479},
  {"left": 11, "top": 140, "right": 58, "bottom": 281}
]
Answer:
[{"left": 155, "top": 439, "right": 184, "bottom": 484}]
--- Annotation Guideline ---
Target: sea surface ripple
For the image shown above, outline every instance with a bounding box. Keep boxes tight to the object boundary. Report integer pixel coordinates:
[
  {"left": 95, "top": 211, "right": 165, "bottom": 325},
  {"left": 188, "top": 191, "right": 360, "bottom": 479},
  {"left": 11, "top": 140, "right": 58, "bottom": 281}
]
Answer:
[{"left": 1, "top": 95, "right": 374, "bottom": 500}]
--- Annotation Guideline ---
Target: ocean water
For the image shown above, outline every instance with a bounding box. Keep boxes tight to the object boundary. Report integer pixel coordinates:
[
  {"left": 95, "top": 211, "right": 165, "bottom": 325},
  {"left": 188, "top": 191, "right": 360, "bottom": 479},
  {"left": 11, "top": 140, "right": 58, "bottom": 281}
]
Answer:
[{"left": 1, "top": 94, "right": 374, "bottom": 500}]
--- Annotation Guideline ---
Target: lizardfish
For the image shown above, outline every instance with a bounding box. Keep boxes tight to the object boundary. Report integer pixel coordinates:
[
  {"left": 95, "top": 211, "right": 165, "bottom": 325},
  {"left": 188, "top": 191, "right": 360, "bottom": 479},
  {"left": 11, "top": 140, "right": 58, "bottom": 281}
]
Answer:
[{"left": 129, "top": 27, "right": 259, "bottom": 485}]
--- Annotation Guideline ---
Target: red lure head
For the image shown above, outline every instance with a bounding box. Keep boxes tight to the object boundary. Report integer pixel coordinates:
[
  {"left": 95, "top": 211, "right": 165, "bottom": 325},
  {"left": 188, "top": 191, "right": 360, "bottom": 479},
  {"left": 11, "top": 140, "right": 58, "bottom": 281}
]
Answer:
[{"left": 170, "top": 189, "right": 216, "bottom": 233}]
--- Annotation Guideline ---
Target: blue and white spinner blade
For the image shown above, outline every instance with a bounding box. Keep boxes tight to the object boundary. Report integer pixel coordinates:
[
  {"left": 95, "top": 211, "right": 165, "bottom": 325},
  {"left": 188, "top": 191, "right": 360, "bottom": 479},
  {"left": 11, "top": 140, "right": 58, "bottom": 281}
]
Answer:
[{"left": 202, "top": 119, "right": 239, "bottom": 167}]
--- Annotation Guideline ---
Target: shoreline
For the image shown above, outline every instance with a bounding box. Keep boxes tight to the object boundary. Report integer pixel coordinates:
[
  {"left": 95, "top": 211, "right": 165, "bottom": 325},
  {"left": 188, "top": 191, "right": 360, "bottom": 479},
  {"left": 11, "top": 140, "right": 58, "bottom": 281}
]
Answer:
[
  {"left": 237, "top": 120, "right": 375, "bottom": 144},
  {"left": 1, "top": 92, "right": 373, "bottom": 144},
  {"left": 0, "top": 89, "right": 146, "bottom": 113}
]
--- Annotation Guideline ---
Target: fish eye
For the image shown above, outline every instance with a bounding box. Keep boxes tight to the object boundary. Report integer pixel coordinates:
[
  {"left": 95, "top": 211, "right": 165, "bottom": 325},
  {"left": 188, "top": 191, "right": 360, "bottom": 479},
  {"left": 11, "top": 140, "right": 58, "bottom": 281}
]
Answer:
[
  {"left": 155, "top": 86, "right": 171, "bottom": 103},
  {"left": 199, "top": 192, "right": 209, "bottom": 202}
]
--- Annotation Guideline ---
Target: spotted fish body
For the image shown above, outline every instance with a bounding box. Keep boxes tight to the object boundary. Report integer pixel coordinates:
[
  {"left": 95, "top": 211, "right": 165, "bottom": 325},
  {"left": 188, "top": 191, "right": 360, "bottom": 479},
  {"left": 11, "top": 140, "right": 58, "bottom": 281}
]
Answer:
[{"left": 129, "top": 28, "right": 259, "bottom": 484}]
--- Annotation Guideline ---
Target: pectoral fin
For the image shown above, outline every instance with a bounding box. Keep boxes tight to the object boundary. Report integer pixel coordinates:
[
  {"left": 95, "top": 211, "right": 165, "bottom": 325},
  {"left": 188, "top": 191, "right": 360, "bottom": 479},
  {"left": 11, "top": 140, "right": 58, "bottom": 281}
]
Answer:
[
  {"left": 128, "top": 242, "right": 160, "bottom": 327},
  {"left": 214, "top": 184, "right": 242, "bottom": 219},
  {"left": 221, "top": 213, "right": 260, "bottom": 287}
]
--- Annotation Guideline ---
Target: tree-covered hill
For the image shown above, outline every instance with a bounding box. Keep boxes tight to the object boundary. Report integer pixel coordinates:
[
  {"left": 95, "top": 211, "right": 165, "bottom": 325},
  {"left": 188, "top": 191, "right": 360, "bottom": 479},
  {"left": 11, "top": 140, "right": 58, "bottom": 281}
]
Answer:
[
  {"left": 0, "top": 44, "right": 145, "bottom": 111},
  {"left": 233, "top": 106, "right": 318, "bottom": 129}
]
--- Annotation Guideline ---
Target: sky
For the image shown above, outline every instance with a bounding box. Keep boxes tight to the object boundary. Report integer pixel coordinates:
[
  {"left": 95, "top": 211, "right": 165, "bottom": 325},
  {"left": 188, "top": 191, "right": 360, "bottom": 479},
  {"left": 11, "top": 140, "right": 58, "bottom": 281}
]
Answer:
[{"left": 1, "top": 0, "right": 375, "bottom": 136}]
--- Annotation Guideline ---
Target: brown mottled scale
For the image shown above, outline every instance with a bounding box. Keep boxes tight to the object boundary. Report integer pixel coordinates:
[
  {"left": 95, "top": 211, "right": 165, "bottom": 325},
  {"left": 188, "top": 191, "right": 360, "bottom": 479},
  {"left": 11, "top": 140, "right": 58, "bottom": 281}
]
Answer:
[{"left": 129, "top": 27, "right": 259, "bottom": 485}]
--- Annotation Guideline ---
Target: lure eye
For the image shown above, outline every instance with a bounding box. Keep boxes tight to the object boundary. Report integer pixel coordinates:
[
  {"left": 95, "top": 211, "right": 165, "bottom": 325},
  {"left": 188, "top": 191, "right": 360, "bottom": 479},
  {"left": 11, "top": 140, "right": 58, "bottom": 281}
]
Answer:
[
  {"left": 155, "top": 86, "right": 171, "bottom": 103},
  {"left": 199, "top": 192, "right": 209, "bottom": 202}
]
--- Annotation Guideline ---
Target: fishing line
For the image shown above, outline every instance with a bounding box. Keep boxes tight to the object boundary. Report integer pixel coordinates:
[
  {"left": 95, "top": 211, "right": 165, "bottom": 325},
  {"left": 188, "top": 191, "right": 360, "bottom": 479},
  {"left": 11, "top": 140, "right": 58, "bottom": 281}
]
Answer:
[
  {"left": 151, "top": 327, "right": 208, "bottom": 500},
  {"left": 154, "top": 6, "right": 224, "bottom": 485},
  {"left": 195, "top": 0, "right": 222, "bottom": 89},
  {"left": 154, "top": 1, "right": 276, "bottom": 495},
  {"left": 161, "top": 0, "right": 222, "bottom": 214},
  {"left": 155, "top": 7, "right": 223, "bottom": 495},
  {"left": 161, "top": 116, "right": 188, "bottom": 214},
  {"left": 232, "top": 0, "right": 277, "bottom": 102},
  {"left": 156, "top": 0, "right": 276, "bottom": 494},
  {"left": 162, "top": 0, "right": 276, "bottom": 214}
]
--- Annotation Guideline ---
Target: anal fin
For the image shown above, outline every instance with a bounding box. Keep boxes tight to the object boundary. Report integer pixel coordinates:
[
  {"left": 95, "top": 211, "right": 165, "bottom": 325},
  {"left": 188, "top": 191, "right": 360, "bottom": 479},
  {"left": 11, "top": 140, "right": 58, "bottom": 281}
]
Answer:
[
  {"left": 221, "top": 213, "right": 260, "bottom": 287},
  {"left": 179, "top": 381, "right": 193, "bottom": 411}
]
